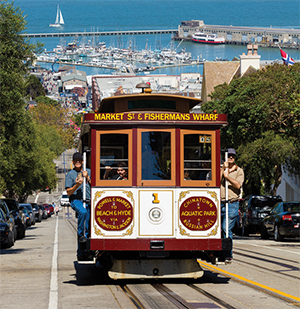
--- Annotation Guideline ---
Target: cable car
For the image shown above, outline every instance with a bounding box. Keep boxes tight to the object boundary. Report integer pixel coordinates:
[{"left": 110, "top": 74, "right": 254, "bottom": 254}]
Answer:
[{"left": 78, "top": 84, "right": 230, "bottom": 279}]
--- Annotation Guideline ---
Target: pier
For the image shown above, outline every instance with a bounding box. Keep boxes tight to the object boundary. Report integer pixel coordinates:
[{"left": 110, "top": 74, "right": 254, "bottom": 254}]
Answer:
[
  {"left": 175, "top": 20, "right": 300, "bottom": 49},
  {"left": 36, "top": 59, "right": 204, "bottom": 71},
  {"left": 23, "top": 29, "right": 177, "bottom": 38},
  {"left": 24, "top": 22, "right": 300, "bottom": 49}
]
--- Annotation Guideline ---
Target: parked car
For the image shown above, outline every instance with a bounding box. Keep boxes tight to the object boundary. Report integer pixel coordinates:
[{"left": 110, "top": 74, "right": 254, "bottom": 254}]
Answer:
[
  {"left": 1, "top": 198, "right": 26, "bottom": 239},
  {"left": 19, "top": 206, "right": 31, "bottom": 227},
  {"left": 60, "top": 191, "right": 70, "bottom": 207},
  {"left": 38, "top": 205, "right": 48, "bottom": 220},
  {"left": 240, "top": 195, "right": 283, "bottom": 236},
  {"left": 261, "top": 201, "right": 300, "bottom": 241},
  {"left": 31, "top": 203, "right": 42, "bottom": 222},
  {"left": 0, "top": 208, "right": 15, "bottom": 248},
  {"left": 0, "top": 200, "right": 17, "bottom": 241},
  {"left": 43, "top": 204, "right": 52, "bottom": 217},
  {"left": 48, "top": 204, "right": 54, "bottom": 215},
  {"left": 19, "top": 203, "right": 36, "bottom": 226}
]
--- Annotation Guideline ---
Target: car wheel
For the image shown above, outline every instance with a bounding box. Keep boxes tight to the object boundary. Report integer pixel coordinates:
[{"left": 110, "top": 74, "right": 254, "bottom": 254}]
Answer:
[
  {"left": 274, "top": 225, "right": 283, "bottom": 241},
  {"left": 7, "top": 231, "right": 14, "bottom": 248},
  {"left": 20, "top": 225, "right": 26, "bottom": 239},
  {"left": 260, "top": 224, "right": 269, "bottom": 239},
  {"left": 13, "top": 226, "right": 18, "bottom": 241},
  {"left": 17, "top": 224, "right": 25, "bottom": 239}
]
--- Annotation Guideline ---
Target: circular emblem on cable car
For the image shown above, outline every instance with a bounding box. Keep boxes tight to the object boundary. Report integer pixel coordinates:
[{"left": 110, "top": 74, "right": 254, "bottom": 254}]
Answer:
[
  {"left": 95, "top": 196, "right": 133, "bottom": 231},
  {"left": 179, "top": 196, "right": 217, "bottom": 231}
]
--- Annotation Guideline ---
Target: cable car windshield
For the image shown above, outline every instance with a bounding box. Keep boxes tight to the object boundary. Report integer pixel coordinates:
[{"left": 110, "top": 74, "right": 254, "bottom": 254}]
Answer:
[{"left": 141, "top": 131, "right": 171, "bottom": 180}]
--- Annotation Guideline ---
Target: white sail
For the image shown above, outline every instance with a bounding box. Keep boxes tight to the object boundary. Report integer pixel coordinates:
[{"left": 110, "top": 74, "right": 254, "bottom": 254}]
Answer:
[
  {"left": 55, "top": 6, "right": 59, "bottom": 23},
  {"left": 59, "top": 9, "right": 64, "bottom": 25}
]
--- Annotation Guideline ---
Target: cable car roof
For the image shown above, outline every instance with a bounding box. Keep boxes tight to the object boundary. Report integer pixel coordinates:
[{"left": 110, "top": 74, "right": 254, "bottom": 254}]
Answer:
[{"left": 97, "top": 93, "right": 202, "bottom": 113}]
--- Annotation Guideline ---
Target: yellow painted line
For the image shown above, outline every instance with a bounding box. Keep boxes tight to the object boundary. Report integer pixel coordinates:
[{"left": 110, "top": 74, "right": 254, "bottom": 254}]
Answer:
[{"left": 198, "top": 260, "right": 300, "bottom": 303}]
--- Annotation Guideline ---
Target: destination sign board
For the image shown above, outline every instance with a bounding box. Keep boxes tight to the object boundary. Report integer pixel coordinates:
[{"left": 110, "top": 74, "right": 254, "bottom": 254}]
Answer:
[
  {"left": 179, "top": 196, "right": 217, "bottom": 231},
  {"left": 95, "top": 196, "right": 133, "bottom": 231},
  {"left": 84, "top": 112, "right": 227, "bottom": 123}
]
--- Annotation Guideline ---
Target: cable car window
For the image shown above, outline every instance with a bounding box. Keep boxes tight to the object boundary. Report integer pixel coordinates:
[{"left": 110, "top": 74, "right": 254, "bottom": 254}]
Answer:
[
  {"left": 184, "top": 134, "right": 212, "bottom": 181},
  {"left": 141, "top": 131, "right": 171, "bottom": 180},
  {"left": 100, "top": 134, "right": 128, "bottom": 180}
]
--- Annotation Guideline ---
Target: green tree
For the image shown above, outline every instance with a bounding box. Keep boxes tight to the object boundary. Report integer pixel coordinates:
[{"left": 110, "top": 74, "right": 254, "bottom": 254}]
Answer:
[
  {"left": 0, "top": 1, "right": 59, "bottom": 200},
  {"left": 25, "top": 74, "right": 45, "bottom": 99},
  {"left": 202, "top": 63, "right": 300, "bottom": 196},
  {"left": 35, "top": 95, "right": 59, "bottom": 106},
  {"left": 30, "top": 102, "right": 79, "bottom": 149}
]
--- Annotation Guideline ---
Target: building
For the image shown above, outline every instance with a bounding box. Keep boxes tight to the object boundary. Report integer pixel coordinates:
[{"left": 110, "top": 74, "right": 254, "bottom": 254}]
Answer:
[
  {"left": 201, "top": 44, "right": 261, "bottom": 103},
  {"left": 177, "top": 20, "right": 300, "bottom": 45},
  {"left": 61, "top": 69, "right": 87, "bottom": 92}
]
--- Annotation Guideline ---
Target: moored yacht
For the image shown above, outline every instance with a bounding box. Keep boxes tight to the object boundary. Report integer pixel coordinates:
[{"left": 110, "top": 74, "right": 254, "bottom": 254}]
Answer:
[{"left": 192, "top": 32, "right": 225, "bottom": 44}]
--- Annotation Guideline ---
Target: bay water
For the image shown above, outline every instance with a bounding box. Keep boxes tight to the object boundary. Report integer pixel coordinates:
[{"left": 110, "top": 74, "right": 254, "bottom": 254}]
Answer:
[{"left": 13, "top": 0, "right": 300, "bottom": 75}]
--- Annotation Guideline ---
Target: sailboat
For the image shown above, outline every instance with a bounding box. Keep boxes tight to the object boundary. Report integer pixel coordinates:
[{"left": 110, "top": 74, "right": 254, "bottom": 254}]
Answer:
[{"left": 49, "top": 5, "right": 64, "bottom": 27}]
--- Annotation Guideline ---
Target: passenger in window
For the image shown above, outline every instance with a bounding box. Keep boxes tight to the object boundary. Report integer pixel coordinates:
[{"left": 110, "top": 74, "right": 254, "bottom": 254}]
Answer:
[
  {"left": 184, "top": 170, "right": 191, "bottom": 180},
  {"left": 184, "top": 163, "right": 191, "bottom": 180},
  {"left": 199, "top": 154, "right": 211, "bottom": 180},
  {"left": 104, "top": 162, "right": 128, "bottom": 180}
]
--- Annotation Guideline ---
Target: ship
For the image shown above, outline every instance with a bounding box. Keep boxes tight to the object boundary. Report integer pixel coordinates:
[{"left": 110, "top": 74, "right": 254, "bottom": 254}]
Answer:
[{"left": 192, "top": 32, "right": 225, "bottom": 44}]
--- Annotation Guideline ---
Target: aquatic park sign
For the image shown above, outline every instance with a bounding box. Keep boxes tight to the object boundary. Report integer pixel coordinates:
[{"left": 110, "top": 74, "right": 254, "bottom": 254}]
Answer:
[{"left": 84, "top": 112, "right": 227, "bottom": 123}]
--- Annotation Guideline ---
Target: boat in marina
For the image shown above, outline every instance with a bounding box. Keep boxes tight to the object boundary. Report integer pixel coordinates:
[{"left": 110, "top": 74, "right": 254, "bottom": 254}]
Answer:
[
  {"left": 49, "top": 5, "right": 65, "bottom": 27},
  {"left": 192, "top": 32, "right": 225, "bottom": 44}
]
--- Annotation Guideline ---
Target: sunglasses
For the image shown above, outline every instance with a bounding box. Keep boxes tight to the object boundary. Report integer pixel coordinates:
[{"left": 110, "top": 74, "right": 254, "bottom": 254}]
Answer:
[{"left": 228, "top": 154, "right": 236, "bottom": 158}]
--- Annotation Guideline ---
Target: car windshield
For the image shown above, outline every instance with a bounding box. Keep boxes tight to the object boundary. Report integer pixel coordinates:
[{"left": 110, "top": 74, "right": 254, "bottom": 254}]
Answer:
[
  {"left": 2, "top": 199, "right": 18, "bottom": 211},
  {"left": 0, "top": 209, "right": 6, "bottom": 220},
  {"left": 251, "top": 197, "right": 282, "bottom": 208},
  {"left": 62, "top": 195, "right": 69, "bottom": 199},
  {"left": 22, "top": 208, "right": 29, "bottom": 214},
  {"left": 284, "top": 202, "right": 300, "bottom": 213},
  {"left": 24, "top": 205, "right": 33, "bottom": 211}
]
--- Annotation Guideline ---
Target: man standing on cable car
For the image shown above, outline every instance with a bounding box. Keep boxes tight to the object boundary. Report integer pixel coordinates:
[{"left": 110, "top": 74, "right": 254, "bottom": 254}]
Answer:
[
  {"left": 65, "top": 152, "right": 91, "bottom": 259},
  {"left": 220, "top": 148, "right": 244, "bottom": 261}
]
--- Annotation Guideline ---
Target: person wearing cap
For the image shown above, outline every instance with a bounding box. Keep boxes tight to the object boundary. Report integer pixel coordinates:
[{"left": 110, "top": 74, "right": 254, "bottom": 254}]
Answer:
[
  {"left": 65, "top": 152, "right": 91, "bottom": 259},
  {"left": 220, "top": 148, "right": 244, "bottom": 261}
]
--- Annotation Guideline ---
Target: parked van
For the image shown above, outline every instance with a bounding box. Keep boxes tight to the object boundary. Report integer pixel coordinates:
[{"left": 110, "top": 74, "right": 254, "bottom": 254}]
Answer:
[{"left": 60, "top": 191, "right": 70, "bottom": 207}]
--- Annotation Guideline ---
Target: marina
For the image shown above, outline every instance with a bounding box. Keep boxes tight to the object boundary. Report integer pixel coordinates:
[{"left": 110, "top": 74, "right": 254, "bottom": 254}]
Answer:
[{"left": 36, "top": 40, "right": 204, "bottom": 75}]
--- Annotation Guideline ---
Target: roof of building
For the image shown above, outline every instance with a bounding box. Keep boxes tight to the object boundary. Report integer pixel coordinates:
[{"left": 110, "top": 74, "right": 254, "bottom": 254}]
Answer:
[
  {"left": 201, "top": 61, "right": 240, "bottom": 103},
  {"left": 61, "top": 69, "right": 87, "bottom": 83},
  {"left": 241, "top": 65, "right": 259, "bottom": 77},
  {"left": 58, "top": 65, "right": 74, "bottom": 72}
]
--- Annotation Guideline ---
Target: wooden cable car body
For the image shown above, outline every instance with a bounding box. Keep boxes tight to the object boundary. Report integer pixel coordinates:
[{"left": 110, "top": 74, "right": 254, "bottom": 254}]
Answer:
[{"left": 79, "top": 89, "right": 229, "bottom": 279}]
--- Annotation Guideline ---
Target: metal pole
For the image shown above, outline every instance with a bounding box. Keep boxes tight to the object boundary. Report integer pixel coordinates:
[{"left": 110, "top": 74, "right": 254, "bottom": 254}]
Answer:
[
  {"left": 82, "top": 152, "right": 87, "bottom": 237},
  {"left": 225, "top": 151, "right": 229, "bottom": 238}
]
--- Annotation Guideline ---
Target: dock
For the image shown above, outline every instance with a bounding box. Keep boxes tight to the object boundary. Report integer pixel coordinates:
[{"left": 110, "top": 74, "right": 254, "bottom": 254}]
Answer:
[
  {"left": 175, "top": 20, "right": 300, "bottom": 49},
  {"left": 36, "top": 59, "right": 204, "bottom": 71},
  {"left": 23, "top": 29, "right": 177, "bottom": 38}
]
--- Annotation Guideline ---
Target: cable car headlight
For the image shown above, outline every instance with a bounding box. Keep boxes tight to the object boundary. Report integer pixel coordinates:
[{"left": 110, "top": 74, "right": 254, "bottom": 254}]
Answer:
[{"left": 149, "top": 207, "right": 163, "bottom": 223}]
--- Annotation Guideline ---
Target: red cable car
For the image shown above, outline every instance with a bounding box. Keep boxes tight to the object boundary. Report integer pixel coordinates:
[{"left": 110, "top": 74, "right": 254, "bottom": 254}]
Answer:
[{"left": 78, "top": 85, "right": 229, "bottom": 279}]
